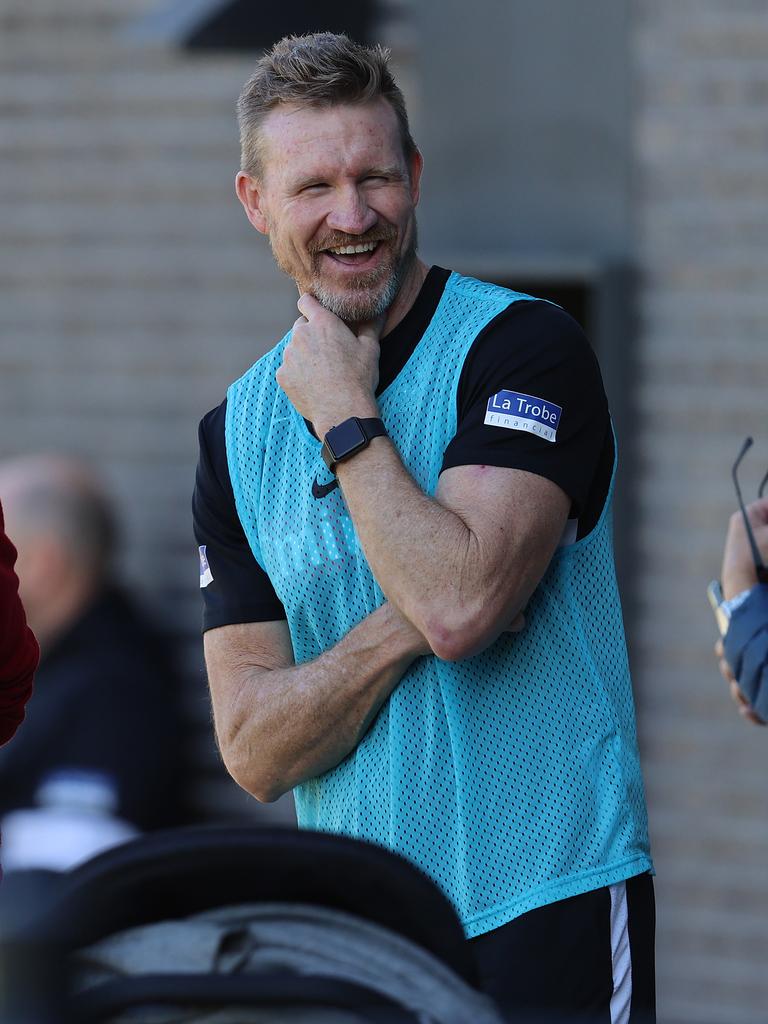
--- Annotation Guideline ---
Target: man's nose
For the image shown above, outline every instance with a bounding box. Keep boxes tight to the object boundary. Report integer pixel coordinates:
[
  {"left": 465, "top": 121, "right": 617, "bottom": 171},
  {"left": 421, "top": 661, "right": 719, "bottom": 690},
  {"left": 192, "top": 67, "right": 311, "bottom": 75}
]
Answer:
[{"left": 326, "top": 185, "right": 377, "bottom": 236}]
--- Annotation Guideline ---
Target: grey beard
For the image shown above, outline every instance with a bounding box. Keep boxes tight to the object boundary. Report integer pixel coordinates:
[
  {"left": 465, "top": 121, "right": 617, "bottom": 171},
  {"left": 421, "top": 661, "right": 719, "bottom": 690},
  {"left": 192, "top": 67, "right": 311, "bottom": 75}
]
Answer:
[
  {"left": 310, "top": 222, "right": 418, "bottom": 324},
  {"left": 312, "top": 268, "right": 401, "bottom": 324}
]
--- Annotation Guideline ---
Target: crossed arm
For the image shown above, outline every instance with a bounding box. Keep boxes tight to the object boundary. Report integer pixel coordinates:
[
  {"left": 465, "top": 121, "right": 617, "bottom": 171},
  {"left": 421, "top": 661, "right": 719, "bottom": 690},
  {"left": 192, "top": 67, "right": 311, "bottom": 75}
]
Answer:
[
  {"left": 205, "top": 455, "right": 569, "bottom": 801},
  {"left": 205, "top": 296, "right": 570, "bottom": 801}
]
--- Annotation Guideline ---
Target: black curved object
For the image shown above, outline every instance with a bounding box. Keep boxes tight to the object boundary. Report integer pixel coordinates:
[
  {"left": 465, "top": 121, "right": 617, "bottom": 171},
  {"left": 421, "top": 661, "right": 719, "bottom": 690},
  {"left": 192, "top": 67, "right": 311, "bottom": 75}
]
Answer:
[
  {"left": 39, "top": 826, "right": 474, "bottom": 984},
  {"left": 0, "top": 825, "right": 478, "bottom": 1021}
]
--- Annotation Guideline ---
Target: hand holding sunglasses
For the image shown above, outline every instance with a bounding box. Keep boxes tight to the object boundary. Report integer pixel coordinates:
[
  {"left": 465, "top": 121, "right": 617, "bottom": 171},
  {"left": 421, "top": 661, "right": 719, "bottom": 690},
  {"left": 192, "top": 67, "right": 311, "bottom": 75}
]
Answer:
[{"left": 708, "top": 437, "right": 768, "bottom": 725}]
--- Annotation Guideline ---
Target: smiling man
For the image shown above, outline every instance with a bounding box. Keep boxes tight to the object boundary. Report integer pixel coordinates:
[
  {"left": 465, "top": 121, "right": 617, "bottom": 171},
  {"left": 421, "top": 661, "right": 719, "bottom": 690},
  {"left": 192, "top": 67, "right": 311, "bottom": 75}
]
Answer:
[
  {"left": 243, "top": 102, "right": 417, "bottom": 325},
  {"left": 193, "top": 32, "right": 655, "bottom": 1021}
]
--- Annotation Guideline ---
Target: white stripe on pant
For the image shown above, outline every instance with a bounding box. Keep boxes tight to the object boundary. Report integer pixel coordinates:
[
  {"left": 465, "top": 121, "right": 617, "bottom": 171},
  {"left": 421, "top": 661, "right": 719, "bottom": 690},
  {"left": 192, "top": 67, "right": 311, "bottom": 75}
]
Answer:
[{"left": 609, "top": 880, "right": 632, "bottom": 1024}]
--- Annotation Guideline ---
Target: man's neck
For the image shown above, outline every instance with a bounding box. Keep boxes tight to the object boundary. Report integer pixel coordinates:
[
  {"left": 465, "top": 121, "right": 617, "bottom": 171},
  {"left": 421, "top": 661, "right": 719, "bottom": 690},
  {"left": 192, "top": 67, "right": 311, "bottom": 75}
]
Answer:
[{"left": 380, "top": 258, "right": 430, "bottom": 338}]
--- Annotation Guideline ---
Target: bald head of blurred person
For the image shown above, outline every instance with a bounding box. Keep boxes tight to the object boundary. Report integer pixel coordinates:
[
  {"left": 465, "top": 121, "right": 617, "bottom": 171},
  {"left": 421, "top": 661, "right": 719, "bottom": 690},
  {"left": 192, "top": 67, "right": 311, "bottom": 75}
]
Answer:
[{"left": 0, "top": 456, "right": 117, "bottom": 654}]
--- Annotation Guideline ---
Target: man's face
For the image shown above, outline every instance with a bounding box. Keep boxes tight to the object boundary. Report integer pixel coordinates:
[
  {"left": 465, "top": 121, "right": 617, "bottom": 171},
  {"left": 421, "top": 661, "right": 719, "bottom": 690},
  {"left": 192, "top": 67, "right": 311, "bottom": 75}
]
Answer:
[{"left": 238, "top": 99, "right": 422, "bottom": 323}]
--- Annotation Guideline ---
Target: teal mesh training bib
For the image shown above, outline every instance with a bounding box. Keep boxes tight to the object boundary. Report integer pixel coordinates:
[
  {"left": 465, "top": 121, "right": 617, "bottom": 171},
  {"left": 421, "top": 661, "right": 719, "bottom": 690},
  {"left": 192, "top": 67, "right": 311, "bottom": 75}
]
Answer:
[{"left": 226, "top": 272, "right": 652, "bottom": 937}]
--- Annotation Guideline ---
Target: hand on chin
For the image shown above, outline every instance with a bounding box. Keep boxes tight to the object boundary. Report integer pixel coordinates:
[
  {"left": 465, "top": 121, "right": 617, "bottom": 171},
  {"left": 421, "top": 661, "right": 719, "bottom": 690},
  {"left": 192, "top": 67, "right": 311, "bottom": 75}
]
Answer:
[{"left": 275, "top": 292, "right": 382, "bottom": 434}]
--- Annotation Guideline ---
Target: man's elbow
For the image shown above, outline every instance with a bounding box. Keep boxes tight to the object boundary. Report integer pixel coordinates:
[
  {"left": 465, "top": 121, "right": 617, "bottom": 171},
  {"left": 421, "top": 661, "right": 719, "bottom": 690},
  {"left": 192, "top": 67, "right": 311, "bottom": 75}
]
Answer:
[
  {"left": 422, "top": 608, "right": 498, "bottom": 663},
  {"left": 220, "top": 740, "right": 289, "bottom": 804},
  {"left": 229, "top": 760, "right": 288, "bottom": 804}
]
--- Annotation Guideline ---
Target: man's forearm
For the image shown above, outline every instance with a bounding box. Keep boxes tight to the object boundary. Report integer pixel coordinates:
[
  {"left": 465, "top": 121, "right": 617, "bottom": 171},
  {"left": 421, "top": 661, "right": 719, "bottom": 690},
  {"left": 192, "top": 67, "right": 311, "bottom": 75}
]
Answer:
[
  {"left": 333, "top": 437, "right": 567, "bottom": 661},
  {"left": 207, "top": 602, "right": 428, "bottom": 803},
  {"left": 335, "top": 441, "right": 473, "bottom": 642}
]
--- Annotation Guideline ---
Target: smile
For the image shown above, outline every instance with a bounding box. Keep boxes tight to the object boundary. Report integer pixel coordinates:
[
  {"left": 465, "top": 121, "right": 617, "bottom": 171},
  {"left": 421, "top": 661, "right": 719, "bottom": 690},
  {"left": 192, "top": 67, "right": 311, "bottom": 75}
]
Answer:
[
  {"left": 325, "top": 241, "right": 379, "bottom": 256},
  {"left": 319, "top": 240, "right": 386, "bottom": 270}
]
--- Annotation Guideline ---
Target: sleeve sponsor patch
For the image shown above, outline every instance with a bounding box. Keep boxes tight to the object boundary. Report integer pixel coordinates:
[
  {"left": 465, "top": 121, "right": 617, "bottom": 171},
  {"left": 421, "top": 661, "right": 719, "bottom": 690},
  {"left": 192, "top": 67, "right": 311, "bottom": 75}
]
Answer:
[
  {"left": 484, "top": 389, "right": 562, "bottom": 443},
  {"left": 199, "top": 545, "right": 213, "bottom": 588}
]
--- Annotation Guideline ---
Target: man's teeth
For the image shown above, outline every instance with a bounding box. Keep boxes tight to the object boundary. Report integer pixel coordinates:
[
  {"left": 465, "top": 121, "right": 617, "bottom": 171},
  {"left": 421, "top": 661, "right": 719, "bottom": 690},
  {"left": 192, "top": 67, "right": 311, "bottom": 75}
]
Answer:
[{"left": 327, "top": 242, "right": 377, "bottom": 255}]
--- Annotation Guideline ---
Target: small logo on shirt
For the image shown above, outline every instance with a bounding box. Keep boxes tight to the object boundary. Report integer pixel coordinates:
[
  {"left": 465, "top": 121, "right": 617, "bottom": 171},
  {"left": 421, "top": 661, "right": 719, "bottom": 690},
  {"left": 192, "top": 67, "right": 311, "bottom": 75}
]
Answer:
[
  {"left": 484, "top": 389, "right": 562, "bottom": 443},
  {"left": 311, "top": 476, "right": 339, "bottom": 500},
  {"left": 199, "top": 545, "right": 213, "bottom": 588}
]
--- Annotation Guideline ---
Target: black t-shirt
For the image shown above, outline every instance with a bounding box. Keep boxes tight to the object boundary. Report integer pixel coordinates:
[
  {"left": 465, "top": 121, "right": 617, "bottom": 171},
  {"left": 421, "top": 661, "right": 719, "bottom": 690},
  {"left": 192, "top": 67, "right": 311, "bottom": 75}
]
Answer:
[{"left": 193, "top": 266, "right": 613, "bottom": 632}]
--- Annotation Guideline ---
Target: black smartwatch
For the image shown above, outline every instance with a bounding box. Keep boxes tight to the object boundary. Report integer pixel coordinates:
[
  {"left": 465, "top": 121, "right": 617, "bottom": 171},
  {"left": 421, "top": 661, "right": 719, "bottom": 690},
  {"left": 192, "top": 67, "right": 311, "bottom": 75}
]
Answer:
[{"left": 321, "top": 417, "right": 388, "bottom": 474}]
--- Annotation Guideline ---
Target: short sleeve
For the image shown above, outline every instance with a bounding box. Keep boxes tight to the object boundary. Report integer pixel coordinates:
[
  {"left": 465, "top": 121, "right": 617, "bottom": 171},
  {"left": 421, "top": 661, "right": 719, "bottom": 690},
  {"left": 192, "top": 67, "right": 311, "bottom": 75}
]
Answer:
[
  {"left": 441, "top": 300, "right": 612, "bottom": 531},
  {"left": 193, "top": 400, "right": 286, "bottom": 632}
]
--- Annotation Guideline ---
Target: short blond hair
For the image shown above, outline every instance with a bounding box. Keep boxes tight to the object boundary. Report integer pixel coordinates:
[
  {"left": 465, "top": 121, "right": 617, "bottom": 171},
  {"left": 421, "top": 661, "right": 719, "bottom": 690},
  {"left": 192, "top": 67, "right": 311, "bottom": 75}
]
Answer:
[{"left": 237, "top": 32, "right": 417, "bottom": 178}]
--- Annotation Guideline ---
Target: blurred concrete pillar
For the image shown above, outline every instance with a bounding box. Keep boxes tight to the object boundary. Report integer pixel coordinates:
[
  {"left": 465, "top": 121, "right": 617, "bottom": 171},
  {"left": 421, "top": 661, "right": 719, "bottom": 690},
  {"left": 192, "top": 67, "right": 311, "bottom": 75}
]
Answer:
[{"left": 413, "top": 0, "right": 632, "bottom": 260}]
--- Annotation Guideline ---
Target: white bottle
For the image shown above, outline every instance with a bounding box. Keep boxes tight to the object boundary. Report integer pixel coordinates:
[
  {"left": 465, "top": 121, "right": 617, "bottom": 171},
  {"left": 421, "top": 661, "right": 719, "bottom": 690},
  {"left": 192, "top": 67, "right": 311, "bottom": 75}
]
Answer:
[{"left": 0, "top": 769, "right": 138, "bottom": 872}]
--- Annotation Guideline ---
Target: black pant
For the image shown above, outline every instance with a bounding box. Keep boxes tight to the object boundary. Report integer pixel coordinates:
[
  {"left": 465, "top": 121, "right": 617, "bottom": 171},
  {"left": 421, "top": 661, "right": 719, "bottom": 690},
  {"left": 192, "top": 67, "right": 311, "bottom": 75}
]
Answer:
[{"left": 469, "top": 873, "right": 656, "bottom": 1024}]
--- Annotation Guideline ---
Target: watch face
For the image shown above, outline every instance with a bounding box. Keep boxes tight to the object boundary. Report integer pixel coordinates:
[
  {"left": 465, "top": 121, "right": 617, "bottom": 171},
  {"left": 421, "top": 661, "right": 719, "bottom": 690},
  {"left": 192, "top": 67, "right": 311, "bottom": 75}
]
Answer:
[{"left": 327, "top": 417, "right": 366, "bottom": 460}]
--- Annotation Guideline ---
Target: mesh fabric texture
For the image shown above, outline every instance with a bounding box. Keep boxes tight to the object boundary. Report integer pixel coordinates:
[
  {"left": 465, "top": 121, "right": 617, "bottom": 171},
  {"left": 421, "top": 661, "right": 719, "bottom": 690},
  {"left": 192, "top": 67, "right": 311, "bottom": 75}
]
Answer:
[{"left": 226, "top": 272, "right": 652, "bottom": 937}]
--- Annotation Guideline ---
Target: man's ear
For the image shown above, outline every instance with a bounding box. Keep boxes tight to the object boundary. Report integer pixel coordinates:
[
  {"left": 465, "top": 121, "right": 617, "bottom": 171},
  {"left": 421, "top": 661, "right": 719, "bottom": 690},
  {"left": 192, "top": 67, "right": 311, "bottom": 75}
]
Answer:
[
  {"left": 235, "top": 172, "right": 269, "bottom": 235},
  {"left": 409, "top": 149, "right": 424, "bottom": 207}
]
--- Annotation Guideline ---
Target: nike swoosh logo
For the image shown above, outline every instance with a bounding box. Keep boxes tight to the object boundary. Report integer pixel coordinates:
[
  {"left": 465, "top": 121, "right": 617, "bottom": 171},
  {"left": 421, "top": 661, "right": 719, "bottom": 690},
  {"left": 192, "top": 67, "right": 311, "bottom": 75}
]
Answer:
[{"left": 311, "top": 476, "right": 339, "bottom": 500}]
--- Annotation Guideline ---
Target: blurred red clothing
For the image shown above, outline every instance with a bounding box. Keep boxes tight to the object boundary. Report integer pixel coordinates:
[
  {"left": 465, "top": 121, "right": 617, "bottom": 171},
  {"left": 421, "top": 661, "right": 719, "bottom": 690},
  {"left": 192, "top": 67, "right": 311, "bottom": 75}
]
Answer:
[{"left": 0, "top": 502, "right": 37, "bottom": 746}]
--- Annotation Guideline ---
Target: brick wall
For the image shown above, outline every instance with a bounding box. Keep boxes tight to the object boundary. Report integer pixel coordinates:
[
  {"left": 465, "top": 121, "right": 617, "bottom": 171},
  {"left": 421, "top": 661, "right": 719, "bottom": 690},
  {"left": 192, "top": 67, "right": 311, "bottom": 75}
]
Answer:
[
  {"left": 0, "top": 0, "right": 299, "bottom": 822},
  {"left": 632, "top": 2, "right": 768, "bottom": 1020}
]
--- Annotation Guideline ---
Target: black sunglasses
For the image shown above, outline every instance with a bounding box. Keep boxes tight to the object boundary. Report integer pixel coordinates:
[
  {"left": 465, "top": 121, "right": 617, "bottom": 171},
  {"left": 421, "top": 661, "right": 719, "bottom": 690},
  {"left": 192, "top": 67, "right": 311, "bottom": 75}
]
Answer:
[{"left": 732, "top": 437, "right": 768, "bottom": 585}]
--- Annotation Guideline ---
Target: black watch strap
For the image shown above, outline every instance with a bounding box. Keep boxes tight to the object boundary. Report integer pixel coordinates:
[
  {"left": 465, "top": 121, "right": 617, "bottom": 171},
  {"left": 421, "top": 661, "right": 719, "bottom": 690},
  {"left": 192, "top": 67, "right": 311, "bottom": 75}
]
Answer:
[
  {"left": 321, "top": 417, "right": 387, "bottom": 474},
  {"left": 354, "top": 418, "right": 388, "bottom": 440}
]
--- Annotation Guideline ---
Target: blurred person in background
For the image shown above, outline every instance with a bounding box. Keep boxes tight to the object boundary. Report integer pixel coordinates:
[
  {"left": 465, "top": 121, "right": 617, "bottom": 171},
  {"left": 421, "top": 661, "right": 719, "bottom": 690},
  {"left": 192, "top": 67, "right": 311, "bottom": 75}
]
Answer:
[
  {"left": 0, "top": 455, "right": 189, "bottom": 865},
  {"left": 713, "top": 496, "right": 768, "bottom": 725}
]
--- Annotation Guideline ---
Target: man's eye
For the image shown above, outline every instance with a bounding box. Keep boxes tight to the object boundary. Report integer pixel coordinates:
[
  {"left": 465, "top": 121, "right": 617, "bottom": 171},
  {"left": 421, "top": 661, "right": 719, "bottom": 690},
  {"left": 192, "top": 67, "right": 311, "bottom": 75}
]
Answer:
[{"left": 301, "top": 183, "right": 328, "bottom": 193}]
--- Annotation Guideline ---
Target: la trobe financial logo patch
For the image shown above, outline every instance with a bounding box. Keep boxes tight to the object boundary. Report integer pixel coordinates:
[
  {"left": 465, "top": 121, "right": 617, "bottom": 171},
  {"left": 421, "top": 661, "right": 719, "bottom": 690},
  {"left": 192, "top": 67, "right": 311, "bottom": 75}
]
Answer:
[{"left": 484, "top": 389, "right": 562, "bottom": 443}]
